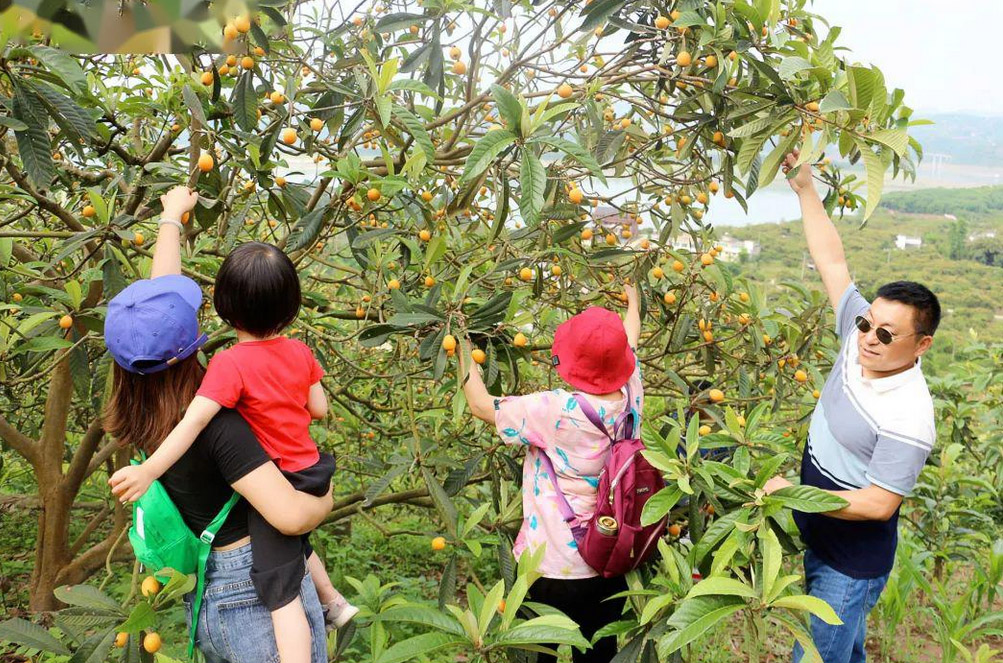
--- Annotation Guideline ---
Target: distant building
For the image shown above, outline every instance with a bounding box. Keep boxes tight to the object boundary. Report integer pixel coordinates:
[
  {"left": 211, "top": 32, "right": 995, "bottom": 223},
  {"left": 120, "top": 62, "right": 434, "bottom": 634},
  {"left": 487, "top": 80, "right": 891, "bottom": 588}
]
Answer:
[
  {"left": 593, "top": 206, "right": 637, "bottom": 236},
  {"left": 895, "top": 234, "right": 922, "bottom": 250},
  {"left": 717, "top": 234, "right": 761, "bottom": 262},
  {"left": 668, "top": 234, "right": 699, "bottom": 253},
  {"left": 968, "top": 230, "right": 996, "bottom": 242}
]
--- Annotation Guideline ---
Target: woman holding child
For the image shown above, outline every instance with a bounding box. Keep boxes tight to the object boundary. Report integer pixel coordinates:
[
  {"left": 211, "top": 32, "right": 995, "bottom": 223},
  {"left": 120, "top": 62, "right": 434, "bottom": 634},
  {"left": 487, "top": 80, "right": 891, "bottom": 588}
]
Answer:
[{"left": 103, "top": 185, "right": 345, "bottom": 663}]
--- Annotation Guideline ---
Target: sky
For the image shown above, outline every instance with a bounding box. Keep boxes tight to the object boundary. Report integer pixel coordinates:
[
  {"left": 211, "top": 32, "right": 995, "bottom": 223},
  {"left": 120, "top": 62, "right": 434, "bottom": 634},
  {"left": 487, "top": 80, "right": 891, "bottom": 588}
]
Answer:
[{"left": 811, "top": 0, "right": 1003, "bottom": 115}]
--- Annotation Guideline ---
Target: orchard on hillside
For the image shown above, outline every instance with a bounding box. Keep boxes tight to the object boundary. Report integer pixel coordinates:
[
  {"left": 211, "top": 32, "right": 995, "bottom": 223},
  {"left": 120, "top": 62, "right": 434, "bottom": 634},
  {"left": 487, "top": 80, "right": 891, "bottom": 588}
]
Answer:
[{"left": 0, "top": 0, "right": 925, "bottom": 660}]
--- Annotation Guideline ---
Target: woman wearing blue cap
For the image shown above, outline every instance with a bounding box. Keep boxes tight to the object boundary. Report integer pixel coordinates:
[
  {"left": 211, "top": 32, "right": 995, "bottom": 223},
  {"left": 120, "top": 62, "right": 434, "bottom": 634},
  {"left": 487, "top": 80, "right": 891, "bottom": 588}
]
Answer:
[{"left": 101, "top": 186, "right": 333, "bottom": 663}]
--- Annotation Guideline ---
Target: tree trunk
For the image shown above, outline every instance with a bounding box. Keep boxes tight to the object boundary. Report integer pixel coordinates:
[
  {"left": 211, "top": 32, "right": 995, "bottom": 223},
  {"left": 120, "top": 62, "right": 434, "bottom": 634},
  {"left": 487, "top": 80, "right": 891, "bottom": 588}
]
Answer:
[{"left": 28, "top": 484, "right": 72, "bottom": 611}]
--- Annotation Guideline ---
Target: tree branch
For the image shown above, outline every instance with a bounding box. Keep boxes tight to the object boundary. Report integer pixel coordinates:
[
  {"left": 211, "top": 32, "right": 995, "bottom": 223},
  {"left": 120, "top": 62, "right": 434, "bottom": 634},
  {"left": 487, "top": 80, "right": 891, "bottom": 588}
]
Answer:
[
  {"left": 0, "top": 412, "right": 37, "bottom": 466},
  {"left": 66, "top": 417, "right": 104, "bottom": 497}
]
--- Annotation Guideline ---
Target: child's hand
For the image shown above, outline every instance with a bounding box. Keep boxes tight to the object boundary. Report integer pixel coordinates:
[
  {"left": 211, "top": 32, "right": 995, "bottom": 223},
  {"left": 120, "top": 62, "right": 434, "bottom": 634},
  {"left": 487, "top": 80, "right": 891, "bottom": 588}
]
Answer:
[
  {"left": 782, "top": 150, "right": 815, "bottom": 197},
  {"left": 109, "top": 465, "right": 154, "bottom": 504},
  {"left": 623, "top": 283, "right": 638, "bottom": 307},
  {"left": 159, "top": 185, "right": 199, "bottom": 218}
]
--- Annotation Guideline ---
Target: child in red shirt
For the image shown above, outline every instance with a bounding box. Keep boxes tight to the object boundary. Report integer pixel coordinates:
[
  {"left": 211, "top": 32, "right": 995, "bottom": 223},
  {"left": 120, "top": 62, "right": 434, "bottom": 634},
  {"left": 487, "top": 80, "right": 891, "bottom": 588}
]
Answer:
[{"left": 110, "top": 242, "right": 356, "bottom": 663}]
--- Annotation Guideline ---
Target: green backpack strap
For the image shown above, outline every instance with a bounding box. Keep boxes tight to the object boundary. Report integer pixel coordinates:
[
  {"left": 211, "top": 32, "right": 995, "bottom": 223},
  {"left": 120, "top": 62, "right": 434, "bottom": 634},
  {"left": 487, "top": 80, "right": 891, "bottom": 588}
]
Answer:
[{"left": 187, "top": 491, "right": 241, "bottom": 659}]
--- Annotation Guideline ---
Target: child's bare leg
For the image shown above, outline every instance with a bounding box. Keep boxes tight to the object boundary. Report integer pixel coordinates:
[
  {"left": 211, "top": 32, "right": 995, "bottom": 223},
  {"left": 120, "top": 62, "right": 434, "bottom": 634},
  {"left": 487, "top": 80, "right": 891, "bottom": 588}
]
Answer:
[
  {"left": 271, "top": 596, "right": 311, "bottom": 663},
  {"left": 307, "top": 552, "right": 358, "bottom": 627},
  {"left": 306, "top": 551, "right": 338, "bottom": 604}
]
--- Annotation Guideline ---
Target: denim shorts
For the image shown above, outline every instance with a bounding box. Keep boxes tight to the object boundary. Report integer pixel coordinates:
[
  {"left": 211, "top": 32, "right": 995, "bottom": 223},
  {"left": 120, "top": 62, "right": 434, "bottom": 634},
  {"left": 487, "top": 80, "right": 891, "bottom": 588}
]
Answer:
[{"left": 183, "top": 543, "right": 328, "bottom": 663}]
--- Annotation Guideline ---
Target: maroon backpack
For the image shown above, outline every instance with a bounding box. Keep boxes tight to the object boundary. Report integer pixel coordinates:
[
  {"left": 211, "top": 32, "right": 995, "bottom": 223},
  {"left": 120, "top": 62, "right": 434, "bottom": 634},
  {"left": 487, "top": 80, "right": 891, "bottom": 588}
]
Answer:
[{"left": 539, "top": 390, "right": 667, "bottom": 578}]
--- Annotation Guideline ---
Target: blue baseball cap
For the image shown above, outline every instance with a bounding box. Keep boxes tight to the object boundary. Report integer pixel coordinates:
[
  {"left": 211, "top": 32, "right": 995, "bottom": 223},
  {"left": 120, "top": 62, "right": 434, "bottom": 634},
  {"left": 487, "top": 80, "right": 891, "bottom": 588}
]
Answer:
[{"left": 104, "top": 275, "right": 209, "bottom": 375}]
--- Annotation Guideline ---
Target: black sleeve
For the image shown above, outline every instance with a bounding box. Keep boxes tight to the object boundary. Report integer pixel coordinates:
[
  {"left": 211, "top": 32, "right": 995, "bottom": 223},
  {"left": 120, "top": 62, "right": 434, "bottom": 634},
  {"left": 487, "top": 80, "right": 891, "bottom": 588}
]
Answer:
[{"left": 201, "top": 409, "right": 271, "bottom": 485}]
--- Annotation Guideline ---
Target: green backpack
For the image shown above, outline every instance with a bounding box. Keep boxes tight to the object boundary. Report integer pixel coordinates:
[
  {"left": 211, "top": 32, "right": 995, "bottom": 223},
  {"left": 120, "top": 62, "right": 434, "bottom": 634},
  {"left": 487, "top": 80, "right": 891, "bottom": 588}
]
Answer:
[{"left": 128, "top": 456, "right": 240, "bottom": 659}]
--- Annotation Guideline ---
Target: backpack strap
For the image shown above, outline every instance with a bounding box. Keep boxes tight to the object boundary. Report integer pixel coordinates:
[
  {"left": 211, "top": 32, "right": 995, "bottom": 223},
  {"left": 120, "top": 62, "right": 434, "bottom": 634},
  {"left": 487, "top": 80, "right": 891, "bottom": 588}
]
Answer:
[
  {"left": 187, "top": 491, "right": 241, "bottom": 658},
  {"left": 537, "top": 386, "right": 632, "bottom": 547},
  {"left": 538, "top": 452, "right": 587, "bottom": 546},
  {"left": 573, "top": 383, "right": 636, "bottom": 443}
]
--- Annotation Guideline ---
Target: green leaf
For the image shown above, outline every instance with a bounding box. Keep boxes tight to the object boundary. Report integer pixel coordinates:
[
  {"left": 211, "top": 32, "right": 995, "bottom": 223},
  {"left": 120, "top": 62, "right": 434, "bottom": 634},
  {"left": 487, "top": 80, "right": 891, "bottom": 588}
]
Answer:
[
  {"left": 848, "top": 66, "right": 877, "bottom": 110},
  {"left": 578, "top": 0, "right": 626, "bottom": 32},
  {"left": 459, "top": 130, "right": 517, "bottom": 184},
  {"left": 375, "top": 632, "right": 466, "bottom": 663},
  {"left": 867, "top": 128, "right": 909, "bottom": 157},
  {"left": 0, "top": 116, "right": 28, "bottom": 131},
  {"left": 68, "top": 629, "right": 116, "bottom": 663},
  {"left": 284, "top": 206, "right": 328, "bottom": 252},
  {"left": 379, "top": 605, "right": 466, "bottom": 636},
  {"left": 477, "top": 580, "right": 505, "bottom": 637},
  {"left": 771, "top": 594, "right": 843, "bottom": 625},
  {"left": 639, "top": 593, "right": 675, "bottom": 626},
  {"left": 685, "top": 576, "right": 759, "bottom": 600},
  {"left": 758, "top": 130, "right": 799, "bottom": 189},
  {"left": 31, "top": 81, "right": 97, "bottom": 146},
  {"left": 658, "top": 596, "right": 746, "bottom": 657},
  {"left": 30, "top": 45, "right": 87, "bottom": 94},
  {"left": 491, "top": 615, "right": 589, "bottom": 649},
  {"left": 692, "top": 509, "right": 744, "bottom": 563},
  {"left": 399, "top": 42, "right": 431, "bottom": 74},
  {"left": 182, "top": 84, "right": 207, "bottom": 127},
  {"left": 779, "top": 56, "right": 814, "bottom": 80},
  {"left": 534, "top": 136, "right": 607, "bottom": 184},
  {"left": 8, "top": 336, "right": 74, "bottom": 357},
  {"left": 388, "top": 78, "right": 439, "bottom": 99},
  {"left": 439, "top": 554, "right": 457, "bottom": 609},
  {"left": 0, "top": 618, "right": 71, "bottom": 655},
  {"left": 772, "top": 612, "right": 824, "bottom": 663},
  {"left": 640, "top": 486, "right": 682, "bottom": 526},
  {"left": 736, "top": 133, "right": 770, "bottom": 175},
  {"left": 393, "top": 106, "right": 436, "bottom": 166},
  {"left": 491, "top": 84, "right": 524, "bottom": 136},
  {"left": 818, "top": 90, "right": 852, "bottom": 114},
  {"left": 728, "top": 116, "right": 775, "bottom": 139},
  {"left": 423, "top": 467, "right": 458, "bottom": 536},
  {"left": 519, "top": 152, "right": 546, "bottom": 225},
  {"left": 11, "top": 78, "right": 54, "bottom": 190},
  {"left": 117, "top": 602, "right": 155, "bottom": 634},
  {"left": 759, "top": 526, "right": 782, "bottom": 601},
  {"left": 375, "top": 12, "right": 428, "bottom": 33},
  {"left": 386, "top": 312, "right": 443, "bottom": 327},
  {"left": 767, "top": 484, "right": 849, "bottom": 513},
  {"left": 231, "top": 71, "right": 258, "bottom": 132}
]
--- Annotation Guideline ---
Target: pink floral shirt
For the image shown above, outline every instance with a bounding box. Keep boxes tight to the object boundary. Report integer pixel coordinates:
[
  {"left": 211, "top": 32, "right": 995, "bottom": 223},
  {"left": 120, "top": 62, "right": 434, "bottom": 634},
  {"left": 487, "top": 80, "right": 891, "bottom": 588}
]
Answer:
[{"left": 493, "top": 349, "right": 643, "bottom": 579}]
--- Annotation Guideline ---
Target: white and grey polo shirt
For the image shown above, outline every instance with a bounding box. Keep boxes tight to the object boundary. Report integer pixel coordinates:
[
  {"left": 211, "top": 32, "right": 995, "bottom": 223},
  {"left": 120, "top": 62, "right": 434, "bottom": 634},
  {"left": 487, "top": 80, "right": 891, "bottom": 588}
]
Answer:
[{"left": 793, "top": 282, "right": 936, "bottom": 578}]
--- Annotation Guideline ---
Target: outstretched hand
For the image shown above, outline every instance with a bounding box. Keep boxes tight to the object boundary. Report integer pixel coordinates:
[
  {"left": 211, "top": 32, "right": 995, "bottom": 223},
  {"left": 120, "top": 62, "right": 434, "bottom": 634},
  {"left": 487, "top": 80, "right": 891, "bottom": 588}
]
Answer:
[
  {"left": 782, "top": 150, "right": 815, "bottom": 196},
  {"left": 160, "top": 185, "right": 199, "bottom": 218},
  {"left": 623, "top": 283, "right": 638, "bottom": 308}
]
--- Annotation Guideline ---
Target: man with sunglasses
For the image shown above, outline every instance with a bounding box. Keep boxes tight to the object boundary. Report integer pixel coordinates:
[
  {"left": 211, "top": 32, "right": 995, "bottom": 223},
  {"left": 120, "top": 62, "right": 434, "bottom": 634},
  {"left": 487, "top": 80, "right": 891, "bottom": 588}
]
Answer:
[{"left": 764, "top": 151, "right": 940, "bottom": 663}]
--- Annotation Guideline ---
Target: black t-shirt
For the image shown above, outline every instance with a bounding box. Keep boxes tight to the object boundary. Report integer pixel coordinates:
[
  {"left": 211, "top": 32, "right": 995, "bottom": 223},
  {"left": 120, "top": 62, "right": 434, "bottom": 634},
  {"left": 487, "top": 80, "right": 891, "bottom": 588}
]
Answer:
[{"left": 158, "top": 409, "right": 270, "bottom": 546}]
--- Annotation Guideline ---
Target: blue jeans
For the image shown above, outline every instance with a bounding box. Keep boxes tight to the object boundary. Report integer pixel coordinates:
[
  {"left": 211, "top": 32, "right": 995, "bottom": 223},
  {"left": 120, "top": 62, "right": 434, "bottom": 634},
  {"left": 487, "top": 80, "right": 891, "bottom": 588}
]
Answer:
[
  {"left": 793, "top": 548, "right": 889, "bottom": 663},
  {"left": 183, "top": 543, "right": 328, "bottom": 663}
]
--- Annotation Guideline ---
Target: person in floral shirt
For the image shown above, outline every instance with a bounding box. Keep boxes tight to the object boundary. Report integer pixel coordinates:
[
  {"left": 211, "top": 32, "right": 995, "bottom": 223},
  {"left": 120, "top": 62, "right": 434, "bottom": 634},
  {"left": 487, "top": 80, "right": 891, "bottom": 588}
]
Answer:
[{"left": 457, "top": 285, "right": 642, "bottom": 663}]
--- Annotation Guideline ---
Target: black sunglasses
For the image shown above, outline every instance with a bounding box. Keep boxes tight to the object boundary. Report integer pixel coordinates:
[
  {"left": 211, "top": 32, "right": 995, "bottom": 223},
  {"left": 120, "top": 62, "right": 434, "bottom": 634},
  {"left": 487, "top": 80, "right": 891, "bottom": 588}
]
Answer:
[{"left": 854, "top": 315, "right": 927, "bottom": 345}]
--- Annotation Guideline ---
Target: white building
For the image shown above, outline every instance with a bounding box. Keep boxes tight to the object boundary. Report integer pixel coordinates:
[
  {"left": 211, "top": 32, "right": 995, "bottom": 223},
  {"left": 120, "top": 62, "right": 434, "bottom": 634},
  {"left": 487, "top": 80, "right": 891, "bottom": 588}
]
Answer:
[
  {"left": 717, "top": 234, "right": 761, "bottom": 262},
  {"left": 895, "top": 234, "right": 922, "bottom": 250}
]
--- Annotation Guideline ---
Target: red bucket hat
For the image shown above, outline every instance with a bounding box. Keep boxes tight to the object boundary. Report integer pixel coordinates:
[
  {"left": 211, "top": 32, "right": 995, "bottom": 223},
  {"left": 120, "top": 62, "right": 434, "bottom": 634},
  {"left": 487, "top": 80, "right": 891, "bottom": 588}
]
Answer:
[{"left": 551, "top": 306, "right": 634, "bottom": 394}]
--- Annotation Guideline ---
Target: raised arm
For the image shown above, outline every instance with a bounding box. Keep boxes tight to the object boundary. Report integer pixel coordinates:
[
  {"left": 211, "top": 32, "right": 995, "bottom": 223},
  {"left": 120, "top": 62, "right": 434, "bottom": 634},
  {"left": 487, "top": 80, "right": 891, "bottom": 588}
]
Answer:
[
  {"left": 458, "top": 338, "right": 496, "bottom": 424},
  {"left": 623, "top": 283, "right": 641, "bottom": 348},
  {"left": 232, "top": 464, "right": 333, "bottom": 536},
  {"left": 783, "top": 151, "right": 852, "bottom": 311},
  {"left": 150, "top": 186, "right": 199, "bottom": 279}
]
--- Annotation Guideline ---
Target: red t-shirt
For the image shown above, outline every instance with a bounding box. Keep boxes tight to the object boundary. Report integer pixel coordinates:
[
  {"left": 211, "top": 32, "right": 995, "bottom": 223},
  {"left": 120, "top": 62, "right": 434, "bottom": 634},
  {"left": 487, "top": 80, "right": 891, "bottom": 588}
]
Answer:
[{"left": 197, "top": 337, "right": 323, "bottom": 473}]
